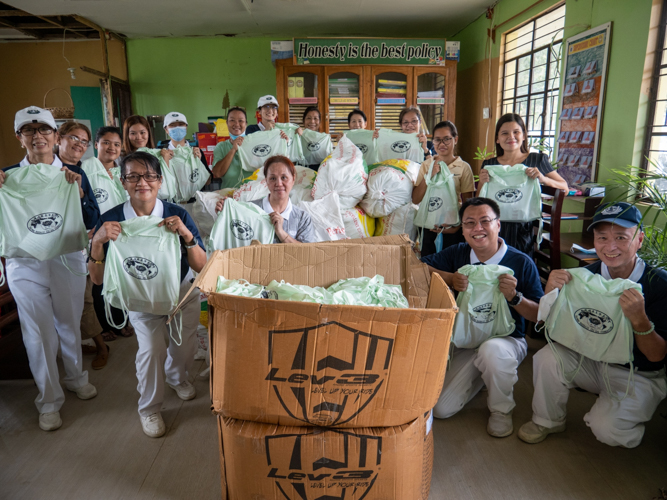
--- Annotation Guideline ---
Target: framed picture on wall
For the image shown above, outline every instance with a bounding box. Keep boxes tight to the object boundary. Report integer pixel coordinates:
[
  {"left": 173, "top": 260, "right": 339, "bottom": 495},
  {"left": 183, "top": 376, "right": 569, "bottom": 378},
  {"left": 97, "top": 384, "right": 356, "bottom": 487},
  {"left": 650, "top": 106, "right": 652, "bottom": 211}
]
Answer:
[
  {"left": 555, "top": 22, "right": 612, "bottom": 184},
  {"left": 558, "top": 131, "right": 570, "bottom": 143},
  {"left": 560, "top": 108, "right": 572, "bottom": 120}
]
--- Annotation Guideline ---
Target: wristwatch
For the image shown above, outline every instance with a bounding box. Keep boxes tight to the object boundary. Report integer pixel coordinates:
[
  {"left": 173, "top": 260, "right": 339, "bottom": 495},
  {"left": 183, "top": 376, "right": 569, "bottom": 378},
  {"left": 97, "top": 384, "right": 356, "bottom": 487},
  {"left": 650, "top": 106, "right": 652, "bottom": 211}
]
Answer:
[{"left": 508, "top": 291, "right": 523, "bottom": 307}]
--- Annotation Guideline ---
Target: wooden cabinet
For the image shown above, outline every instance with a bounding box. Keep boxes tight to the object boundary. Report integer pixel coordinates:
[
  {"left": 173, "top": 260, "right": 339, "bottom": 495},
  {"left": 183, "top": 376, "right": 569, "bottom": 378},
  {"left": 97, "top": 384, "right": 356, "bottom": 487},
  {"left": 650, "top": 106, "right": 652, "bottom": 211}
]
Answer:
[{"left": 275, "top": 58, "right": 457, "bottom": 135}]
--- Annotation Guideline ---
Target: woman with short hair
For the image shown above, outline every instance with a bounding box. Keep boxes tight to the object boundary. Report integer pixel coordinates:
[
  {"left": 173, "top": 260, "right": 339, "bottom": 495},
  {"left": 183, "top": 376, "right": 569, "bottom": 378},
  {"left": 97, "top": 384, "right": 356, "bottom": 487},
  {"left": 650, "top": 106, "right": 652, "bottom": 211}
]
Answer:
[
  {"left": 56, "top": 121, "right": 92, "bottom": 167},
  {"left": 212, "top": 106, "right": 249, "bottom": 188},
  {"left": 399, "top": 106, "right": 434, "bottom": 157}
]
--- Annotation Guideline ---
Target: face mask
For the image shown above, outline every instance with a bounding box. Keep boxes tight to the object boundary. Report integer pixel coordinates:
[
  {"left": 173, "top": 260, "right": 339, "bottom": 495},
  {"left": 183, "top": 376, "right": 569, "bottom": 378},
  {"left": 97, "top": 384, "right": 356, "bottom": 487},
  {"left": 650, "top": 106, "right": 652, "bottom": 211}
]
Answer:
[
  {"left": 230, "top": 133, "right": 246, "bottom": 141},
  {"left": 168, "top": 126, "right": 187, "bottom": 142}
]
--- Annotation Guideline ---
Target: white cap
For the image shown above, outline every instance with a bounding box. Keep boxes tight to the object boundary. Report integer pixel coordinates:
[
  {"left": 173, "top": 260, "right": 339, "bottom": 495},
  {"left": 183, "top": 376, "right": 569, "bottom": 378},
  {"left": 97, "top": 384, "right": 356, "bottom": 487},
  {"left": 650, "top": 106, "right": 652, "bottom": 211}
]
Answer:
[
  {"left": 163, "top": 111, "right": 188, "bottom": 128},
  {"left": 14, "top": 106, "right": 57, "bottom": 133},
  {"left": 257, "top": 95, "right": 278, "bottom": 108}
]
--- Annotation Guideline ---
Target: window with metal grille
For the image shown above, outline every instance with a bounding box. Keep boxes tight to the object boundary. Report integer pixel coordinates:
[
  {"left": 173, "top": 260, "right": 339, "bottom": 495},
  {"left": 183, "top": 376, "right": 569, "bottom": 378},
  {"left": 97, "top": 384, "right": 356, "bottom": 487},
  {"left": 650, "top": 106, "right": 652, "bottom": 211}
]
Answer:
[
  {"left": 643, "top": 0, "right": 667, "bottom": 192},
  {"left": 501, "top": 4, "right": 566, "bottom": 158}
]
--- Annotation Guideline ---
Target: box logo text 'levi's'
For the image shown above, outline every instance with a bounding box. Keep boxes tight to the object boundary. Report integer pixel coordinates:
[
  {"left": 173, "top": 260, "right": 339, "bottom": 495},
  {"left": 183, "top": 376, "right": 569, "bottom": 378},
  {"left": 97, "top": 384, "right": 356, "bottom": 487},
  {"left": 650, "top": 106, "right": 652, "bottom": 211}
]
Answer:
[{"left": 265, "top": 321, "right": 394, "bottom": 426}]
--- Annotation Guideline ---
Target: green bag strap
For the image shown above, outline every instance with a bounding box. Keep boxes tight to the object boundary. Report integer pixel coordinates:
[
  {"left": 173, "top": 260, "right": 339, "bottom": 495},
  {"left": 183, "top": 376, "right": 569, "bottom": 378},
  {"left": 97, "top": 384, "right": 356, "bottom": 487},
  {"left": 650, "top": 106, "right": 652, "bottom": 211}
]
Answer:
[
  {"left": 602, "top": 361, "right": 634, "bottom": 403},
  {"left": 104, "top": 289, "right": 129, "bottom": 330},
  {"left": 168, "top": 309, "right": 184, "bottom": 347},
  {"left": 544, "top": 323, "right": 586, "bottom": 384},
  {"left": 60, "top": 253, "right": 89, "bottom": 277},
  {"left": 485, "top": 165, "right": 529, "bottom": 188}
]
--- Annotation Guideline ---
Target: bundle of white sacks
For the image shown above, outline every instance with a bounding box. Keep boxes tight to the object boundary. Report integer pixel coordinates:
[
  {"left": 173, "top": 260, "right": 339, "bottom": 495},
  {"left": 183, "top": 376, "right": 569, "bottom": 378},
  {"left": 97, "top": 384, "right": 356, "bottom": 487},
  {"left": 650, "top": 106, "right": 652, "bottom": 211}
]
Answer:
[{"left": 192, "top": 135, "right": 421, "bottom": 242}]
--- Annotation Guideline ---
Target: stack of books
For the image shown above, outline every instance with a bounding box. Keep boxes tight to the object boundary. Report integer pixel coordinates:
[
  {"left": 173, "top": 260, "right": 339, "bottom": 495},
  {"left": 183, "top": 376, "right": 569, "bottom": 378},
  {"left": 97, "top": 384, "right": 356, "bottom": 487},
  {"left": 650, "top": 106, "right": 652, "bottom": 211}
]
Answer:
[
  {"left": 417, "top": 89, "right": 444, "bottom": 105},
  {"left": 376, "top": 79, "right": 407, "bottom": 105},
  {"left": 329, "top": 78, "right": 359, "bottom": 105}
]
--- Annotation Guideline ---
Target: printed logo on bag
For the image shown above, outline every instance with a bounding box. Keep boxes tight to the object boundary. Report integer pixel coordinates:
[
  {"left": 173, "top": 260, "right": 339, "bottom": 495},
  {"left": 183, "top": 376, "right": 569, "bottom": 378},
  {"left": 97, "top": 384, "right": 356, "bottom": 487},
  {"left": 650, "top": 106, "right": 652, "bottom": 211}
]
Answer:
[
  {"left": 230, "top": 219, "right": 254, "bottom": 240},
  {"left": 123, "top": 257, "right": 159, "bottom": 280},
  {"left": 428, "top": 196, "right": 443, "bottom": 212},
  {"left": 601, "top": 205, "right": 623, "bottom": 215},
  {"left": 391, "top": 140, "right": 412, "bottom": 153},
  {"left": 93, "top": 188, "right": 109, "bottom": 203},
  {"left": 265, "top": 429, "right": 382, "bottom": 498},
  {"left": 356, "top": 143, "right": 369, "bottom": 154},
  {"left": 307, "top": 142, "right": 320, "bottom": 152},
  {"left": 27, "top": 213, "right": 63, "bottom": 234},
  {"left": 189, "top": 170, "right": 200, "bottom": 183},
  {"left": 495, "top": 188, "right": 523, "bottom": 203},
  {"left": 261, "top": 290, "right": 279, "bottom": 300},
  {"left": 471, "top": 303, "right": 496, "bottom": 324},
  {"left": 265, "top": 321, "right": 394, "bottom": 426},
  {"left": 574, "top": 308, "right": 614, "bottom": 334},
  {"left": 252, "top": 144, "right": 272, "bottom": 157}
]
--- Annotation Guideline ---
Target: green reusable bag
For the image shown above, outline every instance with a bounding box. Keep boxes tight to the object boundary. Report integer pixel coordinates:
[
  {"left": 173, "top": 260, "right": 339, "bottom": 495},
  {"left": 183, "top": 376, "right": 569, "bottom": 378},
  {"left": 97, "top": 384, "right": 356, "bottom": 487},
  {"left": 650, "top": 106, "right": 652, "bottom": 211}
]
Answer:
[
  {"left": 237, "top": 129, "right": 289, "bottom": 171},
  {"left": 451, "top": 264, "right": 516, "bottom": 349},
  {"left": 170, "top": 145, "right": 208, "bottom": 202},
  {"left": 327, "top": 275, "right": 409, "bottom": 308},
  {"left": 81, "top": 157, "right": 128, "bottom": 214},
  {"left": 541, "top": 267, "right": 641, "bottom": 398},
  {"left": 207, "top": 198, "right": 275, "bottom": 253},
  {"left": 0, "top": 164, "right": 88, "bottom": 262},
  {"left": 215, "top": 277, "right": 267, "bottom": 298},
  {"left": 344, "top": 129, "right": 378, "bottom": 165},
  {"left": 300, "top": 128, "right": 333, "bottom": 166},
  {"left": 138, "top": 147, "right": 178, "bottom": 202},
  {"left": 376, "top": 129, "right": 424, "bottom": 163},
  {"left": 478, "top": 164, "right": 542, "bottom": 222},
  {"left": 275, "top": 123, "right": 306, "bottom": 165},
  {"left": 102, "top": 216, "right": 181, "bottom": 330},
  {"left": 413, "top": 161, "right": 460, "bottom": 243}
]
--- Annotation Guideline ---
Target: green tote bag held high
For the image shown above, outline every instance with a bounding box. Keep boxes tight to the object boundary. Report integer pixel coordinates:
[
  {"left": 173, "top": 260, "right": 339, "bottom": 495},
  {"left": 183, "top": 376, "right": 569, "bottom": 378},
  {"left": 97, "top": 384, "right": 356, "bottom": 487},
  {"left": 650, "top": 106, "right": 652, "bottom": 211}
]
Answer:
[
  {"left": 478, "top": 164, "right": 542, "bottom": 222},
  {"left": 207, "top": 198, "right": 275, "bottom": 253},
  {"left": 541, "top": 267, "right": 642, "bottom": 399},
  {"left": 102, "top": 216, "right": 181, "bottom": 330},
  {"left": 300, "top": 128, "right": 333, "bottom": 166},
  {"left": 170, "top": 145, "right": 208, "bottom": 203},
  {"left": 451, "top": 264, "right": 516, "bottom": 349},
  {"left": 0, "top": 164, "right": 88, "bottom": 262},
  {"left": 81, "top": 157, "right": 129, "bottom": 214}
]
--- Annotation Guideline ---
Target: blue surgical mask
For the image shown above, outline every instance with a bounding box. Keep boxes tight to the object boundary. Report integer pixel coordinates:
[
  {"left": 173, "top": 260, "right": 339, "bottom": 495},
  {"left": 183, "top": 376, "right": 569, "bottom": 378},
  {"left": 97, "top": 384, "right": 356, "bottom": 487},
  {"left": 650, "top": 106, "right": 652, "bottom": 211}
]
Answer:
[
  {"left": 229, "top": 132, "right": 246, "bottom": 141},
  {"left": 168, "top": 126, "right": 187, "bottom": 142}
]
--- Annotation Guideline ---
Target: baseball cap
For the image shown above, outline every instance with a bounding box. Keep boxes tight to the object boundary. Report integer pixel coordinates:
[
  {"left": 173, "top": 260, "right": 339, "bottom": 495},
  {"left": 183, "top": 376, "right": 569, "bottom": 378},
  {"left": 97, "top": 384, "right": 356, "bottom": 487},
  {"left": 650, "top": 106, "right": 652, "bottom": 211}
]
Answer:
[
  {"left": 163, "top": 112, "right": 188, "bottom": 128},
  {"left": 14, "top": 106, "right": 57, "bottom": 133},
  {"left": 257, "top": 95, "right": 278, "bottom": 108},
  {"left": 588, "top": 202, "right": 643, "bottom": 231}
]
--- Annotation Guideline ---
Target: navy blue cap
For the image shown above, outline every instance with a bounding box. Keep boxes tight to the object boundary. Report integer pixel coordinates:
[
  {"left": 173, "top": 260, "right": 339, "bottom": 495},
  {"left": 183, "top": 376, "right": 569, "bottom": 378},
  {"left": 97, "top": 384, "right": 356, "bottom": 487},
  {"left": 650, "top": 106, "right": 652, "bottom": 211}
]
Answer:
[{"left": 588, "top": 202, "right": 642, "bottom": 231}]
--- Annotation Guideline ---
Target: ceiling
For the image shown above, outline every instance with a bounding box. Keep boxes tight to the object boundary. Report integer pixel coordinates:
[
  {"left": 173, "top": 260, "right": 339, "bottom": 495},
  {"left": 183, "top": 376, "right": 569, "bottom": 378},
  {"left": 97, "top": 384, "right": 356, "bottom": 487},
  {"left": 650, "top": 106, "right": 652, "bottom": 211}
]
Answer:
[{"left": 1, "top": 0, "right": 491, "bottom": 40}]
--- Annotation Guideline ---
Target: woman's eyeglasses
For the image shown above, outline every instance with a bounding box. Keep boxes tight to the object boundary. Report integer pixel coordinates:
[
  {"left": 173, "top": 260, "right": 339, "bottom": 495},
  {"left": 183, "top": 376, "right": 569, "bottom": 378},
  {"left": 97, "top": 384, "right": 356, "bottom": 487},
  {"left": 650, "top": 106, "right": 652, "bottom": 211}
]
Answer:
[
  {"left": 433, "top": 137, "right": 454, "bottom": 145},
  {"left": 20, "top": 126, "right": 54, "bottom": 136},
  {"left": 65, "top": 135, "right": 90, "bottom": 147},
  {"left": 122, "top": 173, "right": 161, "bottom": 183}
]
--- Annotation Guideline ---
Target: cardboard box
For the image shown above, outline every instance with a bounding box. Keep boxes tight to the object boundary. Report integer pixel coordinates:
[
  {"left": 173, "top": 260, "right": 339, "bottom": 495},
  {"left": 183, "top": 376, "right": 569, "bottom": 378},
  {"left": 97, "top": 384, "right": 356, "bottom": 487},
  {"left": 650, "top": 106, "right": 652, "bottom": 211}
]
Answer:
[
  {"left": 218, "top": 411, "right": 433, "bottom": 500},
  {"left": 177, "top": 236, "right": 457, "bottom": 428}
]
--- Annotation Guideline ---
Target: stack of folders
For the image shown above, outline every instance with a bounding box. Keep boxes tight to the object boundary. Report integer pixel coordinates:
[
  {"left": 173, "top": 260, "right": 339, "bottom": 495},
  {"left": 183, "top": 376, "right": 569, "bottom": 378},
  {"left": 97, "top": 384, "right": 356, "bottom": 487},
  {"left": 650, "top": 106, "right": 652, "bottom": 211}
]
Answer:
[{"left": 377, "top": 79, "right": 407, "bottom": 105}]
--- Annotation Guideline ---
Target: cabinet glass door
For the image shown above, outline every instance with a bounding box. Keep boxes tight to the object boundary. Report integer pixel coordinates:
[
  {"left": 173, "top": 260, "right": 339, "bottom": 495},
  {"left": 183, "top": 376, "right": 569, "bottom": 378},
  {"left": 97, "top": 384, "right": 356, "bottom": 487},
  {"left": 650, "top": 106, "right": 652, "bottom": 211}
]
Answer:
[
  {"left": 371, "top": 68, "right": 413, "bottom": 131},
  {"left": 284, "top": 67, "right": 324, "bottom": 127},
  {"left": 415, "top": 72, "right": 446, "bottom": 134},
  {"left": 324, "top": 67, "right": 364, "bottom": 135}
]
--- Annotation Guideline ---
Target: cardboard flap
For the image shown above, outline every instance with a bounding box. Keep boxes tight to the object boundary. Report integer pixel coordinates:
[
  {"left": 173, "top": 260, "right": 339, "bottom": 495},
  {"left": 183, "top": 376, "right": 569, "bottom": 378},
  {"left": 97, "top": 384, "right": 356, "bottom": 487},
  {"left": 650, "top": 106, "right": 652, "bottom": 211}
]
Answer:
[{"left": 426, "top": 272, "right": 457, "bottom": 311}]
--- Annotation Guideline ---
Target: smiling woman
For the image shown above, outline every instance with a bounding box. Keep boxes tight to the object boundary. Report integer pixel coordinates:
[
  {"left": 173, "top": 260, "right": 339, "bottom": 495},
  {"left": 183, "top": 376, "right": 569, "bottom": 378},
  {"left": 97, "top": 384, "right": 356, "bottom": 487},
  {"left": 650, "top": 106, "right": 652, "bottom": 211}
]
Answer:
[{"left": 56, "top": 121, "right": 92, "bottom": 167}]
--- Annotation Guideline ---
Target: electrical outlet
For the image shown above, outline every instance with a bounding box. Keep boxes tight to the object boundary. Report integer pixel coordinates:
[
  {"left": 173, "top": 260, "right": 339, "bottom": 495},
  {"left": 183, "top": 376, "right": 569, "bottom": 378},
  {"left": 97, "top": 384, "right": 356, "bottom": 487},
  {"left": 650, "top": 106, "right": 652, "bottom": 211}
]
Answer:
[{"left": 483, "top": 107, "right": 490, "bottom": 119}]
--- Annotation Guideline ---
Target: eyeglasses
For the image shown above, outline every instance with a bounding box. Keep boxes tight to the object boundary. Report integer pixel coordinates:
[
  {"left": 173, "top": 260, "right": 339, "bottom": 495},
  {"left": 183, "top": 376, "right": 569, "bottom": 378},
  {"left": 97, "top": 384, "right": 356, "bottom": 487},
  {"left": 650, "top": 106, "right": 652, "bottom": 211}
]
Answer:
[
  {"left": 65, "top": 135, "right": 90, "bottom": 147},
  {"left": 462, "top": 217, "right": 498, "bottom": 229},
  {"left": 433, "top": 137, "right": 454, "bottom": 145},
  {"left": 122, "top": 173, "right": 161, "bottom": 183},
  {"left": 262, "top": 105, "right": 278, "bottom": 111},
  {"left": 401, "top": 119, "right": 420, "bottom": 127},
  {"left": 19, "top": 126, "right": 54, "bottom": 136}
]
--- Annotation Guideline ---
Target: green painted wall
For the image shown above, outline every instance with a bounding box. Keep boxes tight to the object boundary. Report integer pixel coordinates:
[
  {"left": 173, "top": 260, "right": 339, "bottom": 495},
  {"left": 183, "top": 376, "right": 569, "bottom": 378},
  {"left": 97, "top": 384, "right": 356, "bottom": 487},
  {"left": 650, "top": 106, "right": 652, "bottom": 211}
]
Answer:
[
  {"left": 454, "top": 0, "right": 654, "bottom": 183},
  {"left": 126, "top": 37, "right": 277, "bottom": 128},
  {"left": 71, "top": 86, "right": 104, "bottom": 140}
]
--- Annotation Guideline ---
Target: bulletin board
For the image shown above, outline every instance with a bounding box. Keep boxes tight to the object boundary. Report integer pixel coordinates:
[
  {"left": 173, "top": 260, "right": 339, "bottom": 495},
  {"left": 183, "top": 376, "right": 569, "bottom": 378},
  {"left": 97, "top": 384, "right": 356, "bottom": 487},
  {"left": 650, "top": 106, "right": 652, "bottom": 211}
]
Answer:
[{"left": 555, "top": 22, "right": 612, "bottom": 185}]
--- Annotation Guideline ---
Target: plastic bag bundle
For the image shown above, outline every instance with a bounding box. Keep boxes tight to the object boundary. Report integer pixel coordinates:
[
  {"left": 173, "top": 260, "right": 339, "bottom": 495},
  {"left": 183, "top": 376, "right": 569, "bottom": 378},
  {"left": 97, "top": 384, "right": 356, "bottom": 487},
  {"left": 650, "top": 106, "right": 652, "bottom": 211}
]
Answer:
[
  {"left": 374, "top": 203, "right": 418, "bottom": 240},
  {"left": 170, "top": 145, "right": 209, "bottom": 202},
  {"left": 0, "top": 164, "right": 88, "bottom": 261},
  {"left": 207, "top": 198, "right": 275, "bottom": 252},
  {"left": 137, "top": 147, "right": 179, "bottom": 202},
  {"left": 478, "top": 164, "right": 542, "bottom": 222},
  {"left": 237, "top": 129, "right": 288, "bottom": 172},
  {"left": 102, "top": 216, "right": 181, "bottom": 321},
  {"left": 192, "top": 188, "right": 236, "bottom": 240},
  {"left": 296, "top": 192, "right": 347, "bottom": 241},
  {"left": 413, "top": 161, "right": 460, "bottom": 229},
  {"left": 275, "top": 123, "right": 306, "bottom": 165},
  {"left": 341, "top": 206, "right": 375, "bottom": 239},
  {"left": 359, "top": 162, "right": 416, "bottom": 218},
  {"left": 344, "top": 129, "right": 378, "bottom": 165},
  {"left": 81, "top": 157, "right": 128, "bottom": 215},
  {"left": 311, "top": 135, "right": 368, "bottom": 209},
  {"left": 215, "top": 274, "right": 408, "bottom": 308},
  {"left": 300, "top": 128, "right": 333, "bottom": 166},
  {"left": 376, "top": 129, "right": 424, "bottom": 163},
  {"left": 451, "top": 264, "right": 516, "bottom": 349}
]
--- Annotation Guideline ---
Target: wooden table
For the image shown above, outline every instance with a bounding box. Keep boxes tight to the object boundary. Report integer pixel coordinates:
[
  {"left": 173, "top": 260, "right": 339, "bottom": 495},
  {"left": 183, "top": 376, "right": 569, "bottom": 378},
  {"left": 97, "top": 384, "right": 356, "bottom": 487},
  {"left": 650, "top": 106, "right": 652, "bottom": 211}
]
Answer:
[{"left": 559, "top": 232, "right": 599, "bottom": 266}]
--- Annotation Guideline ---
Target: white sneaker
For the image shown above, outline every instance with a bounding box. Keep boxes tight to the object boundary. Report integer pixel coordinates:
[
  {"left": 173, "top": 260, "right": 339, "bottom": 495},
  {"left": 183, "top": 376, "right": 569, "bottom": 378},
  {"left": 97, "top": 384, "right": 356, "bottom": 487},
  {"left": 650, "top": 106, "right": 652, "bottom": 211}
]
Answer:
[
  {"left": 39, "top": 412, "right": 62, "bottom": 431},
  {"left": 141, "top": 412, "right": 166, "bottom": 438},
  {"left": 68, "top": 383, "right": 97, "bottom": 400},
  {"left": 487, "top": 411, "right": 513, "bottom": 438},
  {"left": 518, "top": 420, "right": 566, "bottom": 444},
  {"left": 168, "top": 380, "right": 196, "bottom": 401}
]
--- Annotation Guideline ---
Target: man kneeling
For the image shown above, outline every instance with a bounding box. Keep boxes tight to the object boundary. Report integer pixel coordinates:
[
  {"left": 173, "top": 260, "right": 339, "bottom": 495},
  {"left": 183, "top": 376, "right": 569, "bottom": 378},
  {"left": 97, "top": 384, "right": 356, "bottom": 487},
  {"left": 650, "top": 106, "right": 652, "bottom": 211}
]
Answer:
[
  {"left": 422, "top": 197, "right": 543, "bottom": 437},
  {"left": 518, "top": 202, "right": 667, "bottom": 448}
]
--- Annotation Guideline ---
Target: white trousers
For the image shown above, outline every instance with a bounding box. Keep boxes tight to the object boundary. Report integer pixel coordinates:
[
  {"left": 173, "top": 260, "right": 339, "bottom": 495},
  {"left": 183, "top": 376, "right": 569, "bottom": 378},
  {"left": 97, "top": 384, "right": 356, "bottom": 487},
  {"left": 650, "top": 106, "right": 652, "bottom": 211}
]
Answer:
[
  {"left": 531, "top": 344, "right": 667, "bottom": 448},
  {"left": 129, "top": 274, "right": 199, "bottom": 417},
  {"left": 433, "top": 336, "right": 528, "bottom": 418},
  {"left": 7, "top": 252, "right": 89, "bottom": 414}
]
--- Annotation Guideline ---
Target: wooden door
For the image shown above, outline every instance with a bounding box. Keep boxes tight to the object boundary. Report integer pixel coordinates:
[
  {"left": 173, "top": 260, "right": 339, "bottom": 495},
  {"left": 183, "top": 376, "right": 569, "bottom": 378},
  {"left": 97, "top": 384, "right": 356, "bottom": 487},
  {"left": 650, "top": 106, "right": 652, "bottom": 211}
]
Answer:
[
  {"left": 414, "top": 62, "right": 456, "bottom": 135},
  {"left": 370, "top": 66, "right": 414, "bottom": 132},
  {"left": 323, "top": 66, "right": 365, "bottom": 135},
  {"left": 276, "top": 59, "right": 325, "bottom": 127}
]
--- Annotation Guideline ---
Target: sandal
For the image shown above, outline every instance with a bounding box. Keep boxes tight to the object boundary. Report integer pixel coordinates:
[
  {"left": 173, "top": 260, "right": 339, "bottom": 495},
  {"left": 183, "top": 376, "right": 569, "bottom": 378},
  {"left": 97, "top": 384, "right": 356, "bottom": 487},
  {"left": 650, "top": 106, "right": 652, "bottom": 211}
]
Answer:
[
  {"left": 101, "top": 330, "right": 117, "bottom": 342},
  {"left": 92, "top": 345, "right": 110, "bottom": 370}
]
